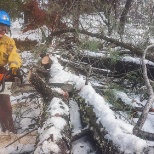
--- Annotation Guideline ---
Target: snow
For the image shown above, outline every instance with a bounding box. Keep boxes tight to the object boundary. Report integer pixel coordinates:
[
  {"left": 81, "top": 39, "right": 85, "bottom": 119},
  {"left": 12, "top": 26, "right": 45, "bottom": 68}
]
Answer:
[
  {"left": 82, "top": 50, "right": 107, "bottom": 57},
  {"left": 6, "top": 144, "right": 34, "bottom": 154},
  {"left": 34, "top": 97, "right": 69, "bottom": 154},
  {"left": 115, "top": 91, "right": 137, "bottom": 107},
  {"left": 69, "top": 100, "right": 82, "bottom": 134},
  {"left": 71, "top": 137, "right": 96, "bottom": 154},
  {"left": 122, "top": 56, "right": 154, "bottom": 66},
  {"left": 11, "top": 19, "right": 43, "bottom": 42}
]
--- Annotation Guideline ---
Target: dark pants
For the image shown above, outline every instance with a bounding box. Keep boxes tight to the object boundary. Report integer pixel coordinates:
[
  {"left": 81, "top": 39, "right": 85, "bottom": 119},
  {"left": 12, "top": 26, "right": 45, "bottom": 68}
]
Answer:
[{"left": 0, "top": 94, "right": 15, "bottom": 133}]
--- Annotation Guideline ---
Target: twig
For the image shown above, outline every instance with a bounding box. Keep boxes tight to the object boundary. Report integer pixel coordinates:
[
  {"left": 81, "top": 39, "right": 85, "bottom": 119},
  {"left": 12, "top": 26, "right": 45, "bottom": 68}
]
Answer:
[
  {"left": 85, "top": 65, "right": 92, "bottom": 85},
  {"left": 5, "top": 128, "right": 37, "bottom": 148}
]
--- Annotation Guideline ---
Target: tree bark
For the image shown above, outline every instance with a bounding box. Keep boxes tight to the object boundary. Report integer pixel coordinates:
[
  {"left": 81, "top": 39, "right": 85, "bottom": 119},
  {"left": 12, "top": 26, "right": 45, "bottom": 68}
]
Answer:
[
  {"left": 29, "top": 68, "right": 71, "bottom": 154},
  {"left": 75, "top": 95, "right": 154, "bottom": 153},
  {"left": 118, "top": 0, "right": 133, "bottom": 35}
]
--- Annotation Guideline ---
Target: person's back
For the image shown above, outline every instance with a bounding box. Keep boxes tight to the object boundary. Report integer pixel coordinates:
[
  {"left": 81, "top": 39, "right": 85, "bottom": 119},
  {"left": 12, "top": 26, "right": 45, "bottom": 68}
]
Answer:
[{"left": 0, "top": 10, "right": 22, "bottom": 133}]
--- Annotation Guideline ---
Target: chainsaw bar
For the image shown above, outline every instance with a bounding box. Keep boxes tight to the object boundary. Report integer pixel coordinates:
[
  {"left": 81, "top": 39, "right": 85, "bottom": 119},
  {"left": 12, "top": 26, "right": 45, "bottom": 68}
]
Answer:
[{"left": 11, "top": 83, "right": 73, "bottom": 95}]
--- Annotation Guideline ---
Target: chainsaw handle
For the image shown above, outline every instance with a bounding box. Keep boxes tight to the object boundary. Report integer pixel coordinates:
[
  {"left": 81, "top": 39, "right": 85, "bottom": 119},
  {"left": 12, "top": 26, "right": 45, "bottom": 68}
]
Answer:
[
  {"left": 0, "top": 69, "right": 24, "bottom": 93},
  {"left": 0, "top": 71, "right": 11, "bottom": 93},
  {"left": 0, "top": 79, "right": 5, "bottom": 92}
]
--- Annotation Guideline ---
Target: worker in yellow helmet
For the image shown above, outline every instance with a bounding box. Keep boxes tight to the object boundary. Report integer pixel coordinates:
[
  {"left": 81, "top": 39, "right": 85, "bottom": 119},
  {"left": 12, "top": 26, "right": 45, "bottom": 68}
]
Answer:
[{"left": 0, "top": 10, "right": 22, "bottom": 133}]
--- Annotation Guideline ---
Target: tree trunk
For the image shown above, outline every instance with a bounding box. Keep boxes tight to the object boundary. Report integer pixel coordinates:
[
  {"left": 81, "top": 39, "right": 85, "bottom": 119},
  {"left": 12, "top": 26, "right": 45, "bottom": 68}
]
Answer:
[
  {"left": 72, "top": 0, "right": 80, "bottom": 43},
  {"left": 60, "top": 52, "right": 154, "bottom": 80},
  {"left": 49, "top": 29, "right": 154, "bottom": 61},
  {"left": 29, "top": 68, "right": 71, "bottom": 154},
  {"left": 75, "top": 95, "right": 154, "bottom": 153},
  {"left": 34, "top": 97, "right": 71, "bottom": 154},
  {"left": 75, "top": 96, "right": 122, "bottom": 154},
  {"left": 118, "top": 0, "right": 133, "bottom": 35}
]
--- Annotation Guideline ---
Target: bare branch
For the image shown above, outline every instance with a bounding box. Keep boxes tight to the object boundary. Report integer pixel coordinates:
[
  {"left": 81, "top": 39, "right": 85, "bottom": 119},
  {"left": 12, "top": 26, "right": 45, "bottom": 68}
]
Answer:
[
  {"left": 133, "top": 44, "right": 154, "bottom": 139},
  {"left": 5, "top": 128, "right": 37, "bottom": 148}
]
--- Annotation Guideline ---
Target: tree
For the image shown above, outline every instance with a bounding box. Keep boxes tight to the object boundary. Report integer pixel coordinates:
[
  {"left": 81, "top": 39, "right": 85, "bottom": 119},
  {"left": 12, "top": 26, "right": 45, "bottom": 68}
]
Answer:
[{"left": 118, "top": 0, "right": 133, "bottom": 35}]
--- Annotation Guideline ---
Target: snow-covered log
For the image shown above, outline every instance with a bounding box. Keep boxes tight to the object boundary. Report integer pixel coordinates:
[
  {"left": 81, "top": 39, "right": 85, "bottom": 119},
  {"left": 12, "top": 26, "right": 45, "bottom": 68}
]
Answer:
[
  {"left": 62, "top": 53, "right": 154, "bottom": 79},
  {"left": 75, "top": 96, "right": 121, "bottom": 154},
  {"left": 29, "top": 69, "right": 71, "bottom": 154},
  {"left": 59, "top": 58, "right": 110, "bottom": 77},
  {"left": 75, "top": 95, "right": 153, "bottom": 154},
  {"left": 34, "top": 97, "right": 71, "bottom": 154}
]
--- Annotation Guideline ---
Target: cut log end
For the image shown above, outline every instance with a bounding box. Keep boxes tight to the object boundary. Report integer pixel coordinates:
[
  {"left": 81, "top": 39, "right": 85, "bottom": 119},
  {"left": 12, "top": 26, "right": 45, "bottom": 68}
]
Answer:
[{"left": 41, "top": 55, "right": 52, "bottom": 69}]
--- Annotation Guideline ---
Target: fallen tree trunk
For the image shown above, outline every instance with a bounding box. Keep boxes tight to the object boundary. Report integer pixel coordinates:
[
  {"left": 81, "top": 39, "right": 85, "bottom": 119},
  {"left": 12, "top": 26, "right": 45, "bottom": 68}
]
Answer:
[
  {"left": 59, "top": 58, "right": 111, "bottom": 77},
  {"left": 34, "top": 97, "right": 71, "bottom": 154},
  {"left": 49, "top": 28, "right": 154, "bottom": 62},
  {"left": 29, "top": 69, "right": 71, "bottom": 154},
  {"left": 61, "top": 53, "right": 154, "bottom": 80},
  {"left": 75, "top": 95, "right": 154, "bottom": 154},
  {"left": 74, "top": 96, "right": 121, "bottom": 154}
]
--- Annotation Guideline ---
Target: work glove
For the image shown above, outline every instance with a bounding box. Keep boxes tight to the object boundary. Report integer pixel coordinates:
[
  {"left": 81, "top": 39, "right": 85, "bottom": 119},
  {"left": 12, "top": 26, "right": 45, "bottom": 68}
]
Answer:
[{"left": 10, "top": 67, "right": 19, "bottom": 75}]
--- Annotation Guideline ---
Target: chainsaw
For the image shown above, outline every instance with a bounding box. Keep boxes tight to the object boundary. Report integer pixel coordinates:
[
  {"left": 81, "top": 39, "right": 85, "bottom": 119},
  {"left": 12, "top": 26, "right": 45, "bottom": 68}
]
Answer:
[
  {"left": 0, "top": 53, "right": 74, "bottom": 95},
  {"left": 0, "top": 68, "right": 24, "bottom": 93},
  {"left": 0, "top": 68, "right": 73, "bottom": 96}
]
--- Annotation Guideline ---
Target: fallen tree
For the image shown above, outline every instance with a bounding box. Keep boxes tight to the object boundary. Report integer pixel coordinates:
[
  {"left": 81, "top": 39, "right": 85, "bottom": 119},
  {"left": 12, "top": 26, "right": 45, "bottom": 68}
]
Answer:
[
  {"left": 49, "top": 28, "right": 154, "bottom": 62},
  {"left": 75, "top": 94, "right": 154, "bottom": 154},
  {"left": 29, "top": 67, "right": 71, "bottom": 154},
  {"left": 60, "top": 52, "right": 154, "bottom": 81},
  {"left": 74, "top": 95, "right": 121, "bottom": 154},
  {"left": 25, "top": 52, "right": 154, "bottom": 153}
]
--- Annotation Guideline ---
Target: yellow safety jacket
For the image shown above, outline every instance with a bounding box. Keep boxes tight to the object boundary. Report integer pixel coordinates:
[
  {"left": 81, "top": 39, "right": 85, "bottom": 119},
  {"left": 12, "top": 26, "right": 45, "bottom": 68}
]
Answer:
[{"left": 0, "top": 35, "right": 22, "bottom": 68}]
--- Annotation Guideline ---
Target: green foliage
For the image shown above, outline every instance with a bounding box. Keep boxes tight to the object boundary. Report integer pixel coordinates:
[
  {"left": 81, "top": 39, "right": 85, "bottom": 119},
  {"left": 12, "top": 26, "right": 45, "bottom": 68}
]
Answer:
[
  {"left": 32, "top": 44, "right": 48, "bottom": 58},
  {"left": 103, "top": 82, "right": 129, "bottom": 109},
  {"left": 80, "top": 39, "right": 102, "bottom": 51},
  {"left": 103, "top": 82, "right": 122, "bottom": 105},
  {"left": 109, "top": 50, "right": 120, "bottom": 64},
  {"left": 123, "top": 70, "right": 145, "bottom": 91},
  {"left": 104, "top": 89, "right": 116, "bottom": 104},
  {"left": 0, "top": 0, "right": 23, "bottom": 20},
  {"left": 103, "top": 87, "right": 137, "bottom": 122}
]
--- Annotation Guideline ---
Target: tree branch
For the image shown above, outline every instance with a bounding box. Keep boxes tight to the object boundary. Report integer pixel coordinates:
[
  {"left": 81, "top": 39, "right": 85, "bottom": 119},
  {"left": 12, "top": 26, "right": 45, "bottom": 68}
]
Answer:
[
  {"left": 49, "top": 28, "right": 146, "bottom": 59},
  {"left": 5, "top": 128, "right": 37, "bottom": 148},
  {"left": 133, "top": 44, "right": 154, "bottom": 139}
]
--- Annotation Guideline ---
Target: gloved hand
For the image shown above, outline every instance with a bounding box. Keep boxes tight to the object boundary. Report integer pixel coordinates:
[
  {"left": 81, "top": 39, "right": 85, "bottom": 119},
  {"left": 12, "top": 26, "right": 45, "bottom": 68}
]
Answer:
[{"left": 10, "top": 67, "right": 19, "bottom": 75}]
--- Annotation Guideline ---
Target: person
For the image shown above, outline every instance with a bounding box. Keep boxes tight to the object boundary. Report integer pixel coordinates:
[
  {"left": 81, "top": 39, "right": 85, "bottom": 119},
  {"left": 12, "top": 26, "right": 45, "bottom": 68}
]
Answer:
[{"left": 0, "top": 10, "right": 22, "bottom": 133}]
